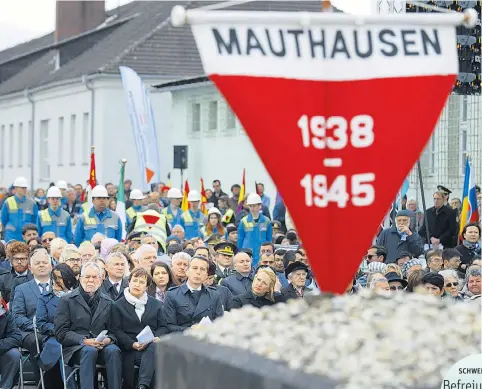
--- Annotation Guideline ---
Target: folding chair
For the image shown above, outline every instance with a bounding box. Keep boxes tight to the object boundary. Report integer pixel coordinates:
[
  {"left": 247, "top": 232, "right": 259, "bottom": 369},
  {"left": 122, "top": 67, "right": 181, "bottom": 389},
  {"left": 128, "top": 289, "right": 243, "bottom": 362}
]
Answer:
[
  {"left": 18, "top": 347, "right": 42, "bottom": 389},
  {"left": 32, "top": 316, "right": 45, "bottom": 389},
  {"left": 60, "top": 344, "right": 79, "bottom": 389}
]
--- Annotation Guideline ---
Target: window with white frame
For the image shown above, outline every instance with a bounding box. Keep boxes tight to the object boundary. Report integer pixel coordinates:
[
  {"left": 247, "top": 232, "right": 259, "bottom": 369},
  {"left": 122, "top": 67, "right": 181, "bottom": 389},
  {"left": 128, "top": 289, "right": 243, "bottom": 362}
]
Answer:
[
  {"left": 82, "top": 113, "right": 89, "bottom": 164},
  {"left": 460, "top": 125, "right": 468, "bottom": 175},
  {"left": 191, "top": 103, "right": 201, "bottom": 133},
  {"left": 0, "top": 125, "right": 4, "bottom": 168},
  {"left": 70, "top": 114, "right": 76, "bottom": 165},
  {"left": 18, "top": 123, "right": 23, "bottom": 167},
  {"left": 39, "top": 120, "right": 50, "bottom": 180},
  {"left": 429, "top": 133, "right": 436, "bottom": 176},
  {"left": 208, "top": 100, "right": 218, "bottom": 131},
  {"left": 58, "top": 117, "right": 64, "bottom": 166},
  {"left": 8, "top": 124, "right": 14, "bottom": 167}
]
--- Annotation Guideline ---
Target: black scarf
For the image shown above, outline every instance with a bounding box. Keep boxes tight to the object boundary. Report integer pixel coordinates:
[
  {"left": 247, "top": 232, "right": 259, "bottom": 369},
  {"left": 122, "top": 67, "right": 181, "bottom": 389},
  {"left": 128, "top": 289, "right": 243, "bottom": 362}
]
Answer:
[{"left": 79, "top": 285, "right": 101, "bottom": 313}]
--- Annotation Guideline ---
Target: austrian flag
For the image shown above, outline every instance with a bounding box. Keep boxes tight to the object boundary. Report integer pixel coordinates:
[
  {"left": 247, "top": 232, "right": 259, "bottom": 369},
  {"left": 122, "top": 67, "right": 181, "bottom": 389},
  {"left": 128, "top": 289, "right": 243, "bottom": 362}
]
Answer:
[{"left": 172, "top": 7, "right": 476, "bottom": 293}]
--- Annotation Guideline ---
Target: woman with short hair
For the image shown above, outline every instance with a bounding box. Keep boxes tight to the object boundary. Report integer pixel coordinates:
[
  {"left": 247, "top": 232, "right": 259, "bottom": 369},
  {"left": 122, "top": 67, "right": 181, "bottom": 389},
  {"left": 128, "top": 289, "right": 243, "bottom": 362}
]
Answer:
[{"left": 111, "top": 268, "right": 168, "bottom": 389}]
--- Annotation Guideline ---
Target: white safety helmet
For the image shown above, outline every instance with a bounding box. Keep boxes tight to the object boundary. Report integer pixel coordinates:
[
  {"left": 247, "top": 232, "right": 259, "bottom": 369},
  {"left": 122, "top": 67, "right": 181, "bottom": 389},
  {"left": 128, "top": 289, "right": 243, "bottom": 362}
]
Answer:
[
  {"left": 91, "top": 185, "right": 109, "bottom": 198},
  {"left": 187, "top": 190, "right": 201, "bottom": 202},
  {"left": 13, "top": 176, "right": 28, "bottom": 188},
  {"left": 167, "top": 188, "right": 183, "bottom": 199},
  {"left": 56, "top": 180, "right": 68, "bottom": 190},
  {"left": 129, "top": 189, "right": 145, "bottom": 200},
  {"left": 246, "top": 193, "right": 262, "bottom": 205},
  {"left": 208, "top": 207, "right": 221, "bottom": 216},
  {"left": 46, "top": 186, "right": 62, "bottom": 198}
]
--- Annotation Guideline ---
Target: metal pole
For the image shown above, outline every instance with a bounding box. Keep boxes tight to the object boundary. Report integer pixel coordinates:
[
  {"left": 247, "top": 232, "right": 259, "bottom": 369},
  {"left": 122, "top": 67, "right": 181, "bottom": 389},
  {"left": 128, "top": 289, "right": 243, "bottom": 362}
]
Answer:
[
  {"left": 417, "top": 160, "right": 431, "bottom": 244},
  {"left": 180, "top": 169, "right": 184, "bottom": 192}
]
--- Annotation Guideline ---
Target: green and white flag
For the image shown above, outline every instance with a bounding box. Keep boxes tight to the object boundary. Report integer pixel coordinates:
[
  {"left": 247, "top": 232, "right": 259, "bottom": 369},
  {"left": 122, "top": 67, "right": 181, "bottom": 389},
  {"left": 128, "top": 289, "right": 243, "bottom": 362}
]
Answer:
[{"left": 116, "top": 160, "right": 127, "bottom": 239}]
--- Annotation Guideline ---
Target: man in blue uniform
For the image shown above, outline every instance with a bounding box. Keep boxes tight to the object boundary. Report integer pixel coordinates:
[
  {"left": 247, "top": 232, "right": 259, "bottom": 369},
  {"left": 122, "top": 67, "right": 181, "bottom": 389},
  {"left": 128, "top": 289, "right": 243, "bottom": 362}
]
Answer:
[
  {"left": 180, "top": 190, "right": 207, "bottom": 239},
  {"left": 163, "top": 255, "right": 224, "bottom": 332},
  {"left": 37, "top": 186, "right": 73, "bottom": 243},
  {"left": 1, "top": 177, "right": 38, "bottom": 242},
  {"left": 237, "top": 193, "right": 272, "bottom": 267},
  {"left": 74, "top": 185, "right": 122, "bottom": 246}
]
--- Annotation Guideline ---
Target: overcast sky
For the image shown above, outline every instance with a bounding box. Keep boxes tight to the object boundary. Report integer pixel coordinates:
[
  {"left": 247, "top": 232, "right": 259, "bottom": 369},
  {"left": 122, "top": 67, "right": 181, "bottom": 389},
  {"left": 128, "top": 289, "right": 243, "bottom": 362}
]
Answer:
[{"left": 0, "top": 0, "right": 373, "bottom": 51}]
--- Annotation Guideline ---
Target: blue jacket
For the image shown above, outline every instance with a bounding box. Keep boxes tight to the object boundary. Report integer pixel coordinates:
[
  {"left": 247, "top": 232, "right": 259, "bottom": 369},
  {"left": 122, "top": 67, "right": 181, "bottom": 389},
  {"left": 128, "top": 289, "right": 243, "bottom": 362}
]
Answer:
[
  {"left": 37, "top": 207, "right": 73, "bottom": 243},
  {"left": 180, "top": 209, "right": 206, "bottom": 240},
  {"left": 0, "top": 311, "right": 22, "bottom": 357},
  {"left": 161, "top": 205, "right": 183, "bottom": 228},
  {"left": 237, "top": 213, "right": 272, "bottom": 266},
  {"left": 36, "top": 290, "right": 59, "bottom": 336},
  {"left": 1, "top": 195, "right": 38, "bottom": 242},
  {"left": 220, "top": 271, "right": 254, "bottom": 297},
  {"left": 73, "top": 207, "right": 122, "bottom": 246},
  {"left": 11, "top": 278, "right": 46, "bottom": 339}
]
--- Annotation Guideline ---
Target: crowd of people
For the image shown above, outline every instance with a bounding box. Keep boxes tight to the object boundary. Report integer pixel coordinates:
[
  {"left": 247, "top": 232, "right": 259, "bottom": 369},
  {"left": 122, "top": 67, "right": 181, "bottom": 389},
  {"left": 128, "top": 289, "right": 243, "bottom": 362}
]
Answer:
[{"left": 0, "top": 176, "right": 480, "bottom": 389}]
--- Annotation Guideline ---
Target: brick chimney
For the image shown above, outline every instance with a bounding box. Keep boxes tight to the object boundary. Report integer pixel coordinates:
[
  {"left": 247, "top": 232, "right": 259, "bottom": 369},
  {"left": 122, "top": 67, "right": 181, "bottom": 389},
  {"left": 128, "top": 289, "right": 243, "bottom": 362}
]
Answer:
[{"left": 55, "top": 1, "right": 106, "bottom": 42}]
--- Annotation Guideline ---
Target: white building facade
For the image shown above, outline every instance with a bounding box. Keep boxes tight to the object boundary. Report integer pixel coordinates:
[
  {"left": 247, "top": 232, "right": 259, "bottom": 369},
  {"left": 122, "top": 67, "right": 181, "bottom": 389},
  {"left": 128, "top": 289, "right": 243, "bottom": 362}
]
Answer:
[{"left": 0, "top": 75, "right": 172, "bottom": 190}]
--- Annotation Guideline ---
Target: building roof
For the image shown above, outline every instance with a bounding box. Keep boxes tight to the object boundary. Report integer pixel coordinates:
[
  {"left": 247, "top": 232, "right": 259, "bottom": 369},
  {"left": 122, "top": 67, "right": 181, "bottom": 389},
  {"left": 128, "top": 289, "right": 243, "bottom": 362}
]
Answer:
[{"left": 0, "top": 1, "right": 323, "bottom": 96}]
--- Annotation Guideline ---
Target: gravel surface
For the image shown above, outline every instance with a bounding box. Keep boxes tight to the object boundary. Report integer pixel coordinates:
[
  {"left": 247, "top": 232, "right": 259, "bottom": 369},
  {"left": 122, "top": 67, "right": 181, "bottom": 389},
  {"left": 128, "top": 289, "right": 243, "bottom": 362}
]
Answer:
[{"left": 187, "top": 290, "right": 481, "bottom": 389}]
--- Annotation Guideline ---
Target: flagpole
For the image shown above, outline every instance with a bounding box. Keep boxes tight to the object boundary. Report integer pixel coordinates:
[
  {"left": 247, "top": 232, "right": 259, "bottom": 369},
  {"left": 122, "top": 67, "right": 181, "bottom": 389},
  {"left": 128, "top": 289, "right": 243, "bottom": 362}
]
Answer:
[{"left": 417, "top": 160, "right": 431, "bottom": 245}]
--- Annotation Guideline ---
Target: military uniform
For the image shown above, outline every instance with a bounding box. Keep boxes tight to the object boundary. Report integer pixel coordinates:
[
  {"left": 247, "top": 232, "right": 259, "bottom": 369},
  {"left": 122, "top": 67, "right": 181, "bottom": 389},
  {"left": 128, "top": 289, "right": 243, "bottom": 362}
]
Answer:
[
  {"left": 212, "top": 241, "right": 237, "bottom": 285},
  {"left": 163, "top": 284, "right": 224, "bottom": 332}
]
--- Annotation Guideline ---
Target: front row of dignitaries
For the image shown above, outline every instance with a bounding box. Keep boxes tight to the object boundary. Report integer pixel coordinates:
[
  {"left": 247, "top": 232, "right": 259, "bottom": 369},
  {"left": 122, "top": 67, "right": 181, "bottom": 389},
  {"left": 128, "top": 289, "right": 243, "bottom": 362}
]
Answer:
[{"left": 2, "top": 241, "right": 295, "bottom": 389}]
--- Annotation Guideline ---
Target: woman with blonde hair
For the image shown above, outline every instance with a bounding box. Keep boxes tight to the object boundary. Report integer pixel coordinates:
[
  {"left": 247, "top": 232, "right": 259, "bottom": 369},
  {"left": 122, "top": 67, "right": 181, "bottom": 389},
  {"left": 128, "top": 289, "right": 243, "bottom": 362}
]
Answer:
[
  {"left": 232, "top": 267, "right": 285, "bottom": 309},
  {"left": 50, "top": 238, "right": 67, "bottom": 263}
]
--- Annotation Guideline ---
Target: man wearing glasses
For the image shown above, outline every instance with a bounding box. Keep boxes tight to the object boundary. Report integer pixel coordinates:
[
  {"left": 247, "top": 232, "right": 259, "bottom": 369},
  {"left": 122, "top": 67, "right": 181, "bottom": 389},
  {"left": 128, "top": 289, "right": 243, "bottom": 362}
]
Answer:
[
  {"left": 385, "top": 272, "right": 408, "bottom": 292},
  {"left": 55, "top": 262, "right": 122, "bottom": 389},
  {"left": 41, "top": 232, "right": 56, "bottom": 253},
  {"left": 0, "top": 242, "right": 33, "bottom": 303},
  {"left": 37, "top": 186, "right": 73, "bottom": 244}
]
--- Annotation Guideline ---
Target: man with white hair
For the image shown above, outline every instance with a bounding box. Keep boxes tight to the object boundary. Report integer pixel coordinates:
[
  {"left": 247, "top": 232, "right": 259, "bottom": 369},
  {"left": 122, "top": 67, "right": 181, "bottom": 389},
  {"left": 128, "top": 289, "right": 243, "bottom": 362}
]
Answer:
[
  {"left": 171, "top": 252, "right": 190, "bottom": 285},
  {"left": 79, "top": 241, "right": 96, "bottom": 264},
  {"left": 171, "top": 224, "right": 185, "bottom": 241},
  {"left": 100, "top": 252, "right": 129, "bottom": 301},
  {"left": 55, "top": 262, "right": 122, "bottom": 389},
  {"left": 91, "top": 233, "right": 106, "bottom": 247},
  {"left": 281, "top": 262, "right": 309, "bottom": 301},
  {"left": 135, "top": 244, "right": 158, "bottom": 271}
]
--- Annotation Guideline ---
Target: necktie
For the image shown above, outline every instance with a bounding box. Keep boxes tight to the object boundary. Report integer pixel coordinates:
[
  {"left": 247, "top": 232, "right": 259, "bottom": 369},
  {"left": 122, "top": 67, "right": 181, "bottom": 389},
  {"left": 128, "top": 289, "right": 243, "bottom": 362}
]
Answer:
[
  {"left": 295, "top": 288, "right": 303, "bottom": 299},
  {"left": 223, "top": 268, "right": 229, "bottom": 277},
  {"left": 113, "top": 283, "right": 119, "bottom": 295},
  {"left": 39, "top": 283, "right": 48, "bottom": 294}
]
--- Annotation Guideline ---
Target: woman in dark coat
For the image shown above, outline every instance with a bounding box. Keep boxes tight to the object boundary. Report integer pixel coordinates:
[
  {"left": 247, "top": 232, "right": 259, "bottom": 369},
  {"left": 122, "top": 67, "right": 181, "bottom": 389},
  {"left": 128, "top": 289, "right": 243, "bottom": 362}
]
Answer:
[
  {"left": 455, "top": 223, "right": 481, "bottom": 273},
  {"left": 232, "top": 267, "right": 285, "bottom": 309},
  {"left": 148, "top": 261, "right": 175, "bottom": 304},
  {"left": 111, "top": 268, "right": 168, "bottom": 389},
  {"left": 36, "top": 263, "right": 78, "bottom": 389}
]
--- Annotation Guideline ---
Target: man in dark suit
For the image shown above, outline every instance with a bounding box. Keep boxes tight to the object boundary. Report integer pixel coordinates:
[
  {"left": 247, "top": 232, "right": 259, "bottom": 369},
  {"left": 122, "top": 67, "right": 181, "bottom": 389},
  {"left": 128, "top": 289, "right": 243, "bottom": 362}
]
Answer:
[
  {"left": 11, "top": 246, "right": 52, "bottom": 384},
  {"left": 99, "top": 252, "right": 129, "bottom": 301},
  {"left": 281, "top": 262, "right": 309, "bottom": 301},
  {"left": 54, "top": 262, "right": 122, "bottom": 389},
  {"left": 163, "top": 256, "right": 224, "bottom": 332},
  {"left": 0, "top": 241, "right": 32, "bottom": 303},
  {"left": 111, "top": 268, "right": 168, "bottom": 389},
  {"left": 220, "top": 252, "right": 254, "bottom": 296},
  {"left": 0, "top": 304, "right": 22, "bottom": 389}
]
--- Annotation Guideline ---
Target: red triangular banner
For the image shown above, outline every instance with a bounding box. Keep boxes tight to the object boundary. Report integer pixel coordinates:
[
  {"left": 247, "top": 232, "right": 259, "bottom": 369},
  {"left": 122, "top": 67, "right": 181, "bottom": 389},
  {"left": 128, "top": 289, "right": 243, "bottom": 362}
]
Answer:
[{"left": 187, "top": 11, "right": 459, "bottom": 293}]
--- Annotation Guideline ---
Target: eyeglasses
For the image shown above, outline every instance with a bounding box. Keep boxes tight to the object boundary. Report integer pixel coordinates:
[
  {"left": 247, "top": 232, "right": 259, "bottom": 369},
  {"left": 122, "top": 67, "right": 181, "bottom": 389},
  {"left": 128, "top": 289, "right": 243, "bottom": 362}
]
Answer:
[
  {"left": 12, "top": 257, "right": 28, "bottom": 263},
  {"left": 364, "top": 254, "right": 378, "bottom": 260},
  {"left": 389, "top": 285, "right": 404, "bottom": 291},
  {"left": 445, "top": 282, "right": 459, "bottom": 288},
  {"left": 42, "top": 238, "right": 54, "bottom": 243},
  {"left": 66, "top": 258, "right": 81, "bottom": 263}
]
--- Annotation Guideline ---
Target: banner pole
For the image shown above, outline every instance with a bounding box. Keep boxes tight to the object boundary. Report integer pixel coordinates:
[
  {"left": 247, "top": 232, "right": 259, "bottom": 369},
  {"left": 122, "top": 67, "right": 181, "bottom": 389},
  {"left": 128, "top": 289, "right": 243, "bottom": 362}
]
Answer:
[
  {"left": 417, "top": 160, "right": 431, "bottom": 245},
  {"left": 171, "top": 6, "right": 477, "bottom": 27}
]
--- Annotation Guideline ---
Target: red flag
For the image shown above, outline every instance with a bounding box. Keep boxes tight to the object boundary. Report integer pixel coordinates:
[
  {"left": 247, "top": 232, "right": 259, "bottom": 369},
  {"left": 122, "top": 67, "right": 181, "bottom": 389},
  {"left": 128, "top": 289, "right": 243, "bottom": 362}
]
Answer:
[
  {"left": 89, "top": 147, "right": 96, "bottom": 189},
  {"left": 188, "top": 13, "right": 459, "bottom": 293},
  {"left": 200, "top": 178, "right": 208, "bottom": 214},
  {"left": 181, "top": 180, "right": 190, "bottom": 211}
]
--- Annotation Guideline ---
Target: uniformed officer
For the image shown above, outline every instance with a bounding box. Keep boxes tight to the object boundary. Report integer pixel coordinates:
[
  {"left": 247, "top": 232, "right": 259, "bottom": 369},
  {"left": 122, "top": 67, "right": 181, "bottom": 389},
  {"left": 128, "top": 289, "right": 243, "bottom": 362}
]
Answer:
[
  {"left": 73, "top": 185, "right": 122, "bottom": 246},
  {"left": 204, "top": 233, "right": 224, "bottom": 258},
  {"left": 37, "top": 186, "right": 73, "bottom": 243},
  {"left": 180, "top": 190, "right": 207, "bottom": 240},
  {"left": 125, "top": 189, "right": 146, "bottom": 230},
  {"left": 237, "top": 193, "right": 273, "bottom": 267},
  {"left": 163, "top": 255, "right": 224, "bottom": 332},
  {"left": 161, "top": 188, "right": 183, "bottom": 228},
  {"left": 437, "top": 185, "right": 452, "bottom": 206},
  {"left": 1, "top": 177, "right": 38, "bottom": 242},
  {"left": 212, "top": 241, "right": 237, "bottom": 284},
  {"left": 200, "top": 208, "right": 226, "bottom": 241},
  {"left": 218, "top": 195, "right": 235, "bottom": 226}
]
